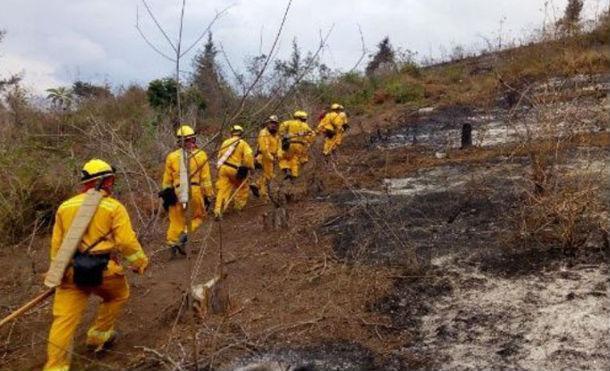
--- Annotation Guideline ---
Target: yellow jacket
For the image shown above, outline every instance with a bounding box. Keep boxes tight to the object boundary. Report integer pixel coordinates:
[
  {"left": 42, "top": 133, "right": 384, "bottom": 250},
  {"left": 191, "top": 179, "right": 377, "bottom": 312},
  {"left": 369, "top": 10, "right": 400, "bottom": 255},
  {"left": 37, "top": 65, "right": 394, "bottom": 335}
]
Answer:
[
  {"left": 51, "top": 192, "right": 148, "bottom": 277},
  {"left": 162, "top": 148, "right": 214, "bottom": 197},
  {"left": 279, "top": 120, "right": 314, "bottom": 144},
  {"left": 317, "top": 111, "right": 347, "bottom": 133},
  {"left": 218, "top": 136, "right": 255, "bottom": 169},
  {"left": 257, "top": 128, "right": 279, "bottom": 160}
]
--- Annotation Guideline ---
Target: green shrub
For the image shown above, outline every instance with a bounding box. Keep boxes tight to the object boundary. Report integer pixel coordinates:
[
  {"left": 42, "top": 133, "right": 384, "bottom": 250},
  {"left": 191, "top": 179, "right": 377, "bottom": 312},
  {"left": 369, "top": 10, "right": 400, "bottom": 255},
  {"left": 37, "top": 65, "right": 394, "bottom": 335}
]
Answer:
[
  {"left": 400, "top": 62, "right": 421, "bottom": 78},
  {"left": 384, "top": 80, "right": 425, "bottom": 104},
  {"left": 442, "top": 65, "right": 466, "bottom": 84}
]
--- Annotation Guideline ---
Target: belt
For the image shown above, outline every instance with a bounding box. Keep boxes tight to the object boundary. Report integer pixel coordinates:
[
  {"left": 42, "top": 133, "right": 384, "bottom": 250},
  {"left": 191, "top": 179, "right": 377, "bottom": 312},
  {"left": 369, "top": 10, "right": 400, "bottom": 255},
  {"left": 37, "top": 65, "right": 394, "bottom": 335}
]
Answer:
[
  {"left": 221, "top": 162, "right": 239, "bottom": 169},
  {"left": 176, "top": 182, "right": 200, "bottom": 187}
]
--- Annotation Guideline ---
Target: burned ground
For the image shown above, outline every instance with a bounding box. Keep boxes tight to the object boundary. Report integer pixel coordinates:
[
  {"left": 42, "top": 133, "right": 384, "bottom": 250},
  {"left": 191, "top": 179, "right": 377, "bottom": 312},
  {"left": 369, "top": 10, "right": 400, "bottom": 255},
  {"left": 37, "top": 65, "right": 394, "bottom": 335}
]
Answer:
[
  {"left": 227, "top": 341, "right": 410, "bottom": 371},
  {"left": 1, "top": 72, "right": 609, "bottom": 370}
]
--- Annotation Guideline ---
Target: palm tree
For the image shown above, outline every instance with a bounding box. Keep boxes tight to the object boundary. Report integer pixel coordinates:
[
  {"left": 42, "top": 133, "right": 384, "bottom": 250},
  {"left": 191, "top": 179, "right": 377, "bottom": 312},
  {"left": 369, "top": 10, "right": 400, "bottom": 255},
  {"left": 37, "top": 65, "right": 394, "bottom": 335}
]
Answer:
[{"left": 46, "top": 87, "right": 73, "bottom": 110}]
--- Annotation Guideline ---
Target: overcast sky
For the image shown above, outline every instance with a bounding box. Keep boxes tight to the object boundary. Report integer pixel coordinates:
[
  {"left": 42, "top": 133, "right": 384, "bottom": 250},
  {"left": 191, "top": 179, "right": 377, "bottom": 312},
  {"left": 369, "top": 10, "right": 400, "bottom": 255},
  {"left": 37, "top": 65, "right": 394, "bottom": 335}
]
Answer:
[{"left": 0, "top": 0, "right": 607, "bottom": 94}]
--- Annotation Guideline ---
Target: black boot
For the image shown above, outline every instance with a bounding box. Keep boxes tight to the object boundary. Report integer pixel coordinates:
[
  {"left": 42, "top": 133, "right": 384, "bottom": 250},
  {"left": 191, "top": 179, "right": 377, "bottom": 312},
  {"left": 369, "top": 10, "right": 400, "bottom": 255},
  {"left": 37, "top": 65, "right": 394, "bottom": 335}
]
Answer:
[{"left": 249, "top": 184, "right": 261, "bottom": 198}]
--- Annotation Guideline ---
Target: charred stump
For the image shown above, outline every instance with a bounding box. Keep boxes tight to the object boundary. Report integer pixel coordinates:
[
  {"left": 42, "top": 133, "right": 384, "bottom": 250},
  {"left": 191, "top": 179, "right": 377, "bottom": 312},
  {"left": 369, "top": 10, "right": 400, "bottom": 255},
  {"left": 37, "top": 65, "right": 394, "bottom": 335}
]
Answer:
[{"left": 461, "top": 123, "right": 472, "bottom": 149}]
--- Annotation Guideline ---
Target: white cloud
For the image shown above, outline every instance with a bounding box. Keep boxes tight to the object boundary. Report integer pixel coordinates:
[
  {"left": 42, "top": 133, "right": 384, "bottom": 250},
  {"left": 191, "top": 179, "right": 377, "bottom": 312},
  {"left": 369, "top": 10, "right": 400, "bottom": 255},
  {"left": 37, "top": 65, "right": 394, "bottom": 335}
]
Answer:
[
  {"left": 0, "top": 0, "right": 607, "bottom": 94},
  {"left": 1, "top": 53, "right": 66, "bottom": 94}
]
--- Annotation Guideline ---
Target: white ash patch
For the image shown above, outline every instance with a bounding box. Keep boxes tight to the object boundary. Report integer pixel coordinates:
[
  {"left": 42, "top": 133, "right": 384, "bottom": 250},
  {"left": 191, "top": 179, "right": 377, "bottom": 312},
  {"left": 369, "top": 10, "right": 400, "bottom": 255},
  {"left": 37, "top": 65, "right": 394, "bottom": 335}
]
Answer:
[
  {"left": 377, "top": 74, "right": 608, "bottom": 151},
  {"left": 412, "top": 261, "right": 610, "bottom": 370}
]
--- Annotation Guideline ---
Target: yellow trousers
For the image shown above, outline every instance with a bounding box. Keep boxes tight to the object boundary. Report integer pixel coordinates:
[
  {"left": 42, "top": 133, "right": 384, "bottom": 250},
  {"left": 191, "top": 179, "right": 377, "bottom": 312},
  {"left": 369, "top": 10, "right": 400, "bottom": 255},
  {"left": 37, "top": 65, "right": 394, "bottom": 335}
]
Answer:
[
  {"left": 323, "top": 129, "right": 344, "bottom": 156},
  {"left": 44, "top": 274, "right": 130, "bottom": 371},
  {"left": 214, "top": 166, "right": 249, "bottom": 217},
  {"left": 301, "top": 143, "right": 311, "bottom": 164},
  {"left": 279, "top": 143, "right": 306, "bottom": 177},
  {"left": 166, "top": 186, "right": 205, "bottom": 245},
  {"left": 256, "top": 156, "right": 275, "bottom": 198}
]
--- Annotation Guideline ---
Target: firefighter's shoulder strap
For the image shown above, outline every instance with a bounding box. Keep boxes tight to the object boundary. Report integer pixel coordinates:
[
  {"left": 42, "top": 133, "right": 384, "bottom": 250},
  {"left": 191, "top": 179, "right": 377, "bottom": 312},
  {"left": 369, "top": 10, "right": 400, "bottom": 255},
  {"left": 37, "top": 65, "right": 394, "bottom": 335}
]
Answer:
[
  {"left": 178, "top": 148, "right": 190, "bottom": 204},
  {"left": 216, "top": 139, "right": 241, "bottom": 169},
  {"left": 44, "top": 189, "right": 104, "bottom": 288}
]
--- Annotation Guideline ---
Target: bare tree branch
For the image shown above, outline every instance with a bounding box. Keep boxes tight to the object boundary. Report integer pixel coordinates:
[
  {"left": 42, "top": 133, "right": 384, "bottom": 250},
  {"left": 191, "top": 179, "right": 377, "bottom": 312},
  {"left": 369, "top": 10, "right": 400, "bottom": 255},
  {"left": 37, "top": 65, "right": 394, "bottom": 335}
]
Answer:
[
  {"left": 135, "top": 6, "right": 176, "bottom": 62},
  {"left": 175, "top": 0, "right": 186, "bottom": 122},
  {"left": 218, "top": 42, "right": 246, "bottom": 94},
  {"left": 258, "top": 24, "right": 265, "bottom": 55},
  {"left": 229, "top": 0, "right": 293, "bottom": 123},
  {"left": 348, "top": 24, "right": 367, "bottom": 73},
  {"left": 270, "top": 24, "right": 335, "bottom": 112},
  {"left": 141, "top": 0, "right": 177, "bottom": 52},
  {"left": 180, "top": 5, "right": 233, "bottom": 58}
]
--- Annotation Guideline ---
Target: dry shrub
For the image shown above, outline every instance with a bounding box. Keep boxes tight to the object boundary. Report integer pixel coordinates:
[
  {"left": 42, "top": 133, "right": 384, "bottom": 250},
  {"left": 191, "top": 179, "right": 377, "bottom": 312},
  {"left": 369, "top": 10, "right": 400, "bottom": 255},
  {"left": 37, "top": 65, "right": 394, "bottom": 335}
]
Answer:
[
  {"left": 0, "top": 85, "right": 169, "bottom": 246},
  {"left": 517, "top": 154, "right": 607, "bottom": 250},
  {"left": 507, "top": 79, "right": 608, "bottom": 252}
]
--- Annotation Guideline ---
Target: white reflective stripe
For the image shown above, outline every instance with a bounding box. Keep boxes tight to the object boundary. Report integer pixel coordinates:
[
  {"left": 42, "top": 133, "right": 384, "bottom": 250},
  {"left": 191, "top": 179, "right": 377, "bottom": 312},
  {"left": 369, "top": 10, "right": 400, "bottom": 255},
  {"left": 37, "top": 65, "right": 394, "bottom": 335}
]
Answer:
[
  {"left": 43, "top": 366, "right": 70, "bottom": 371},
  {"left": 125, "top": 250, "right": 146, "bottom": 263},
  {"left": 87, "top": 328, "right": 115, "bottom": 342}
]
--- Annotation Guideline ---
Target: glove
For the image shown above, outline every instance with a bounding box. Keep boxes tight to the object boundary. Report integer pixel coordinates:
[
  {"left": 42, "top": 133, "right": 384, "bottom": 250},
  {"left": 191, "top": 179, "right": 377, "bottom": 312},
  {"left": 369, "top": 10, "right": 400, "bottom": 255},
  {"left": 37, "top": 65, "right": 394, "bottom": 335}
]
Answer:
[
  {"left": 343, "top": 123, "right": 350, "bottom": 131},
  {"left": 158, "top": 187, "right": 178, "bottom": 211},
  {"left": 236, "top": 166, "right": 249, "bottom": 180},
  {"left": 324, "top": 129, "right": 336, "bottom": 139},
  {"left": 204, "top": 196, "right": 212, "bottom": 211}
]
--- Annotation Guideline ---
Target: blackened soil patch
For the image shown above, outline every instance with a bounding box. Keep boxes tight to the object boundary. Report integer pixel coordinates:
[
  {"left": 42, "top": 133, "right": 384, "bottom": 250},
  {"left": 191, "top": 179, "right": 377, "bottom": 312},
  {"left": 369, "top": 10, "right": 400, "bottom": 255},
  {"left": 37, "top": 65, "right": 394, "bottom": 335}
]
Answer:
[
  {"left": 227, "top": 341, "right": 409, "bottom": 371},
  {"left": 322, "top": 178, "right": 517, "bottom": 267},
  {"left": 372, "top": 269, "right": 454, "bottom": 330},
  {"left": 478, "top": 234, "right": 609, "bottom": 277}
]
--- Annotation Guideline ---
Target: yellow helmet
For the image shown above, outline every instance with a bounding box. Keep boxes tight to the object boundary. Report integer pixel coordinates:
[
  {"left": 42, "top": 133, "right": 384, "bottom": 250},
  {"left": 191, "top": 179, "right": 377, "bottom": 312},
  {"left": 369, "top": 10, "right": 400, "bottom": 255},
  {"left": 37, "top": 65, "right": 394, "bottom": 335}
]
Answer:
[
  {"left": 176, "top": 125, "right": 195, "bottom": 138},
  {"left": 293, "top": 110, "right": 308, "bottom": 120},
  {"left": 231, "top": 125, "right": 245, "bottom": 134},
  {"left": 267, "top": 115, "right": 279, "bottom": 123},
  {"left": 330, "top": 103, "right": 344, "bottom": 110},
  {"left": 81, "top": 159, "right": 115, "bottom": 183}
]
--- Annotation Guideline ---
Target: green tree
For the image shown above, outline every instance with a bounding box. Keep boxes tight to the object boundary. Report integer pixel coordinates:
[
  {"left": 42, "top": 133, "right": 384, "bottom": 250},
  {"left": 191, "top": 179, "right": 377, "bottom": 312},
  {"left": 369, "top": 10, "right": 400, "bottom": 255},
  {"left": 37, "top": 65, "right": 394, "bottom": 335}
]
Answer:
[
  {"left": 72, "top": 81, "right": 112, "bottom": 100},
  {"left": 275, "top": 38, "right": 302, "bottom": 79},
  {"left": 147, "top": 78, "right": 178, "bottom": 111},
  {"left": 273, "top": 38, "right": 329, "bottom": 90},
  {"left": 366, "top": 37, "right": 396, "bottom": 76},
  {"left": 191, "top": 32, "right": 229, "bottom": 116},
  {"left": 46, "top": 87, "right": 73, "bottom": 110},
  {"left": 557, "top": 0, "right": 584, "bottom": 34}
]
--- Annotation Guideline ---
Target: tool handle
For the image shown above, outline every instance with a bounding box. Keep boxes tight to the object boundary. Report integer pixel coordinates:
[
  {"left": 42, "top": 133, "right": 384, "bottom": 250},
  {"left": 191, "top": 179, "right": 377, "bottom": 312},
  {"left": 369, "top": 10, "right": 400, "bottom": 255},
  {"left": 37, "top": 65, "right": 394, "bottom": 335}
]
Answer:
[
  {"left": 0, "top": 288, "right": 55, "bottom": 329},
  {"left": 222, "top": 174, "right": 250, "bottom": 214}
]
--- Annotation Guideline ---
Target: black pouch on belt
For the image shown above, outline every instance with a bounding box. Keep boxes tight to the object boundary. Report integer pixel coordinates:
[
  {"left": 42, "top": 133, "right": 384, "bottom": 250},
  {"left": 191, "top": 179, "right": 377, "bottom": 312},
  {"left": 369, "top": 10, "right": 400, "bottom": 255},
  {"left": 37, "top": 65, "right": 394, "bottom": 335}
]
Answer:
[
  {"left": 281, "top": 136, "right": 291, "bottom": 151},
  {"left": 236, "top": 166, "right": 249, "bottom": 180},
  {"left": 325, "top": 129, "right": 336, "bottom": 139},
  {"left": 73, "top": 251, "right": 110, "bottom": 288}
]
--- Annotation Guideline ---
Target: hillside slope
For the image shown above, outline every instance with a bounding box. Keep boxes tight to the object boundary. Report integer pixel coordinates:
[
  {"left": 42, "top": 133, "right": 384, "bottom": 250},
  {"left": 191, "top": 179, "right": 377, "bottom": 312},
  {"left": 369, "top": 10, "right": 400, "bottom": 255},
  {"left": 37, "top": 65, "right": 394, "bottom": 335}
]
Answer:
[{"left": 1, "top": 39, "right": 609, "bottom": 370}]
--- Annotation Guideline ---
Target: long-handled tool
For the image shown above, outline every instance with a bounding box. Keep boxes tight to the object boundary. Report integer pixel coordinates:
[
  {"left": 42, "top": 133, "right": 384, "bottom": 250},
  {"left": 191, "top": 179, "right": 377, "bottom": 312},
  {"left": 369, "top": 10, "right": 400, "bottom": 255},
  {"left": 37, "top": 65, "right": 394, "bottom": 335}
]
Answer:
[
  {"left": 0, "top": 288, "right": 55, "bottom": 329},
  {"left": 1, "top": 184, "right": 104, "bottom": 329},
  {"left": 221, "top": 175, "right": 251, "bottom": 214}
]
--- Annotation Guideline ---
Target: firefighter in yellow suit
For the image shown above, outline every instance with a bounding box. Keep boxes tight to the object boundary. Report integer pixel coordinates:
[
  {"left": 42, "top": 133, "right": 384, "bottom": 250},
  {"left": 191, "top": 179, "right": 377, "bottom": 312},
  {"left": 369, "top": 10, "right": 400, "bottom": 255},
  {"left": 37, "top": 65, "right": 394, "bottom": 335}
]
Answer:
[
  {"left": 44, "top": 159, "right": 149, "bottom": 371},
  {"left": 317, "top": 103, "right": 348, "bottom": 156},
  {"left": 160, "top": 125, "right": 214, "bottom": 256},
  {"left": 278, "top": 111, "right": 314, "bottom": 179},
  {"left": 213, "top": 125, "right": 254, "bottom": 218},
  {"left": 252, "top": 115, "right": 280, "bottom": 200}
]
